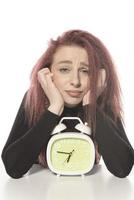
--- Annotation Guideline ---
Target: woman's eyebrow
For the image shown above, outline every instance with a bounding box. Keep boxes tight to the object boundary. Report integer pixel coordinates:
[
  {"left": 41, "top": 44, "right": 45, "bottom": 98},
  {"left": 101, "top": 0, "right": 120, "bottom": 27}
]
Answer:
[{"left": 56, "top": 60, "right": 89, "bottom": 67}]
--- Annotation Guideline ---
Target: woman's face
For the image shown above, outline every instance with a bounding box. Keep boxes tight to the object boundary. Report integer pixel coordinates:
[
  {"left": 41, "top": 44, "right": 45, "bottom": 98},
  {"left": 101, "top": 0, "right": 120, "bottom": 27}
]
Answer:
[{"left": 50, "top": 45, "right": 90, "bottom": 107}]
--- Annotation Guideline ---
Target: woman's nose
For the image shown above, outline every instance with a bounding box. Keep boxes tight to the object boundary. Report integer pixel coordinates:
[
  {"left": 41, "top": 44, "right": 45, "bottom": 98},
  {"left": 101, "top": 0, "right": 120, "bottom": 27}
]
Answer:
[{"left": 70, "top": 72, "right": 81, "bottom": 87}]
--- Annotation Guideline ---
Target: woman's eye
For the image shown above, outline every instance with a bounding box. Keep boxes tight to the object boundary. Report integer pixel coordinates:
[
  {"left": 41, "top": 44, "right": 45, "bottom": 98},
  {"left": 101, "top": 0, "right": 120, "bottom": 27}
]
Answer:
[
  {"left": 59, "top": 68, "right": 69, "bottom": 72},
  {"left": 81, "top": 69, "right": 89, "bottom": 73},
  {"left": 80, "top": 69, "right": 89, "bottom": 73},
  {"left": 59, "top": 67, "right": 90, "bottom": 74}
]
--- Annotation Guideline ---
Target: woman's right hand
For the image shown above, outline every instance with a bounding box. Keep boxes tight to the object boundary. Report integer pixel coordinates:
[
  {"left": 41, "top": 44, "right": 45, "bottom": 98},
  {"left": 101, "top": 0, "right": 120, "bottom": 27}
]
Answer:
[{"left": 37, "top": 68, "right": 64, "bottom": 115}]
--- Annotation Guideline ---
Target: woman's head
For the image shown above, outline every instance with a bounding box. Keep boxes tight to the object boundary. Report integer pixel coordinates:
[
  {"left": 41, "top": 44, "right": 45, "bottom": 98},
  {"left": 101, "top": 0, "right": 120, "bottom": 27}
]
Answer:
[
  {"left": 50, "top": 45, "right": 90, "bottom": 108},
  {"left": 25, "top": 29, "right": 123, "bottom": 129}
]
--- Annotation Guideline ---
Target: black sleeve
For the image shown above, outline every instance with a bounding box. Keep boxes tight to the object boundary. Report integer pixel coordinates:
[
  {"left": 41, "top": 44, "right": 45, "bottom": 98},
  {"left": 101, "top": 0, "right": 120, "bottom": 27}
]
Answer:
[
  {"left": 1, "top": 92, "right": 60, "bottom": 179},
  {"left": 95, "top": 106, "right": 134, "bottom": 178}
]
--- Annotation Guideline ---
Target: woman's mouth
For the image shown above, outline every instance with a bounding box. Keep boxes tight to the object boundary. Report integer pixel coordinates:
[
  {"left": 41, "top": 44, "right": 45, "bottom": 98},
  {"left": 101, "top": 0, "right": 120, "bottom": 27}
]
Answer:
[{"left": 66, "top": 91, "right": 82, "bottom": 98}]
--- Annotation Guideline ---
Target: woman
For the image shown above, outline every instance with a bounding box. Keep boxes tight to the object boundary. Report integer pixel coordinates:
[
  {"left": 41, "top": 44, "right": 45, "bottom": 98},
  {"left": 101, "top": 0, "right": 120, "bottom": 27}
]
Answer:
[{"left": 1, "top": 29, "right": 134, "bottom": 178}]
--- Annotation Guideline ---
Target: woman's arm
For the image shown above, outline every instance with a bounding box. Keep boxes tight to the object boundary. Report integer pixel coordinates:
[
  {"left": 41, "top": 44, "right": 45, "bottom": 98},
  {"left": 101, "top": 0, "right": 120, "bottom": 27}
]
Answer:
[
  {"left": 95, "top": 106, "right": 134, "bottom": 178},
  {"left": 1, "top": 92, "right": 60, "bottom": 179}
]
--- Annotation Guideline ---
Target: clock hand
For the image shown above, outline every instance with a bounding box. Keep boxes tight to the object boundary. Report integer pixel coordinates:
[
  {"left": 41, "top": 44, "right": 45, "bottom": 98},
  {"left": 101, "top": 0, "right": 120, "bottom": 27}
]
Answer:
[
  {"left": 67, "top": 154, "right": 71, "bottom": 163},
  {"left": 64, "top": 149, "right": 75, "bottom": 163},
  {"left": 57, "top": 151, "right": 70, "bottom": 154},
  {"left": 67, "top": 150, "right": 75, "bottom": 162},
  {"left": 70, "top": 149, "right": 75, "bottom": 154},
  {"left": 63, "top": 154, "right": 70, "bottom": 163}
]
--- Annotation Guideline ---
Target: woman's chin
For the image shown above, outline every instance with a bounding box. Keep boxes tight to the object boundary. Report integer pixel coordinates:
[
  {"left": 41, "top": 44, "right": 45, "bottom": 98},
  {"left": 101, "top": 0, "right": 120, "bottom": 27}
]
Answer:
[
  {"left": 64, "top": 99, "right": 82, "bottom": 108},
  {"left": 64, "top": 103, "right": 77, "bottom": 108},
  {"left": 62, "top": 92, "right": 83, "bottom": 107}
]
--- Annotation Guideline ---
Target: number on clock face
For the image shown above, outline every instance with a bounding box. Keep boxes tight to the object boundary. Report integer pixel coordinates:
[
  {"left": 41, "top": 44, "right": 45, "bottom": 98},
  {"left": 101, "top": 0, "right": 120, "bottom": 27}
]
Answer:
[{"left": 51, "top": 138, "right": 92, "bottom": 171}]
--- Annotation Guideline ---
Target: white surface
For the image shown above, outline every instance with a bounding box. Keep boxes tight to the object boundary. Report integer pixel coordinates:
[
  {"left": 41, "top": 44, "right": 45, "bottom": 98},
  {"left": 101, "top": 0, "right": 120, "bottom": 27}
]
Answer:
[{"left": 0, "top": 160, "right": 134, "bottom": 200}]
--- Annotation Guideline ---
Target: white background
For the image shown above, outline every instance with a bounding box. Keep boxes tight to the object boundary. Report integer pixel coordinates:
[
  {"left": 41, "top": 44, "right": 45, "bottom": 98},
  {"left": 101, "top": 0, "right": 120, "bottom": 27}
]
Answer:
[{"left": 0, "top": 0, "right": 134, "bottom": 199}]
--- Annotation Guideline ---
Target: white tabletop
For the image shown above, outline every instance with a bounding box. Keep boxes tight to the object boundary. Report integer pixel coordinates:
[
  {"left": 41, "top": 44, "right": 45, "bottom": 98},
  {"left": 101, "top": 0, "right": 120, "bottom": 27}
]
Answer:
[{"left": 0, "top": 159, "right": 134, "bottom": 200}]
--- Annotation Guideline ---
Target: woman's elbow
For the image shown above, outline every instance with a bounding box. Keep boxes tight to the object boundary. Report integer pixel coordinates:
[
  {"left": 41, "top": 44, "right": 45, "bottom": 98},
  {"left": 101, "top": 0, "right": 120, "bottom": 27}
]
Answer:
[
  {"left": 6, "top": 168, "right": 24, "bottom": 179},
  {"left": 114, "top": 168, "right": 132, "bottom": 178},
  {"left": 112, "top": 161, "right": 134, "bottom": 178},
  {"left": 1, "top": 153, "right": 25, "bottom": 179}
]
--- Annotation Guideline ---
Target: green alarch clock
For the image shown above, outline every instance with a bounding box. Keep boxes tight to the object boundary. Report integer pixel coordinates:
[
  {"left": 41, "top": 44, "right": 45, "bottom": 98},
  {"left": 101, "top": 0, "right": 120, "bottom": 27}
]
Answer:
[{"left": 46, "top": 117, "right": 95, "bottom": 176}]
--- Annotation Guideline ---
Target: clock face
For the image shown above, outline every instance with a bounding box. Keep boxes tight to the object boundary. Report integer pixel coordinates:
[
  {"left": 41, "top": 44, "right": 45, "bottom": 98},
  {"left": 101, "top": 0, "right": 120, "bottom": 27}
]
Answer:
[{"left": 50, "top": 138, "right": 93, "bottom": 172}]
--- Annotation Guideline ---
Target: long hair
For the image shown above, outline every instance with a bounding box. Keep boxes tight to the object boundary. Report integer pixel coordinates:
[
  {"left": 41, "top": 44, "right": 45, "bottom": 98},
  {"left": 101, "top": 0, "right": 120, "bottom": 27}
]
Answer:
[{"left": 24, "top": 29, "right": 124, "bottom": 166}]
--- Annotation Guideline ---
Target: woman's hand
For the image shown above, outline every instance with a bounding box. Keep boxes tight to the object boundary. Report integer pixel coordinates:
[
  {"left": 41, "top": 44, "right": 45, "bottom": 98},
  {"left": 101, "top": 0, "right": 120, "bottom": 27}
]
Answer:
[
  {"left": 82, "top": 90, "right": 91, "bottom": 106},
  {"left": 83, "top": 68, "right": 106, "bottom": 106},
  {"left": 37, "top": 68, "right": 64, "bottom": 115},
  {"left": 82, "top": 84, "right": 106, "bottom": 106}
]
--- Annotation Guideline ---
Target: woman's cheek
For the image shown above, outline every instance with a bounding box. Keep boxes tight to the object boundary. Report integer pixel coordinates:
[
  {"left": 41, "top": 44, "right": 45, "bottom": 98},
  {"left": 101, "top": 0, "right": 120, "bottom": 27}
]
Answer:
[{"left": 53, "top": 76, "right": 65, "bottom": 89}]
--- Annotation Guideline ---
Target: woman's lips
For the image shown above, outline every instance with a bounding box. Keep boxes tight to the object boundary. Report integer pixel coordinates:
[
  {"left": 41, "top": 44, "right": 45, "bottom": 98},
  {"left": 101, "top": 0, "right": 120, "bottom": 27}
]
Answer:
[{"left": 66, "top": 91, "right": 82, "bottom": 97}]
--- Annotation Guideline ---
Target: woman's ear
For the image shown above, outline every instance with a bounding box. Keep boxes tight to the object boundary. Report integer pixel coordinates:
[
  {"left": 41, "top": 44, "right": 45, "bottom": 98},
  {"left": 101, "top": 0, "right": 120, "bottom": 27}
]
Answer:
[{"left": 97, "top": 68, "right": 107, "bottom": 96}]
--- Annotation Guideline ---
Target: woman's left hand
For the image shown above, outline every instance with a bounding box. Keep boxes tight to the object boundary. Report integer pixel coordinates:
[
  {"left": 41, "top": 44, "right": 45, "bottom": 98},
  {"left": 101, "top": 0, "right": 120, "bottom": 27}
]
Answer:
[
  {"left": 82, "top": 69, "right": 106, "bottom": 106},
  {"left": 82, "top": 90, "right": 91, "bottom": 106},
  {"left": 82, "top": 85, "right": 106, "bottom": 106}
]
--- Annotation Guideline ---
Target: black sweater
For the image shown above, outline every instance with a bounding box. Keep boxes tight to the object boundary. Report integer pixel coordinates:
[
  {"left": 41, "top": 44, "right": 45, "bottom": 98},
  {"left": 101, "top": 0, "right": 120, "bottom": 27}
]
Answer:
[{"left": 1, "top": 92, "right": 134, "bottom": 178}]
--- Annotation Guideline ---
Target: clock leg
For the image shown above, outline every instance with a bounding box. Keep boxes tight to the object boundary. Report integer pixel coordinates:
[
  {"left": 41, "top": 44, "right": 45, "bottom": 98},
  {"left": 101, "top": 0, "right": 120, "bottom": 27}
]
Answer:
[{"left": 81, "top": 174, "right": 85, "bottom": 178}]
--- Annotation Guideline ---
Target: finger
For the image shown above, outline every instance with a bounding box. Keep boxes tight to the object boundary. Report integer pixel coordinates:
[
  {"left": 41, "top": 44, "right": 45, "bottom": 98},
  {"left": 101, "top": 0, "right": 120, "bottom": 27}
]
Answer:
[
  {"left": 38, "top": 68, "right": 53, "bottom": 86},
  {"left": 38, "top": 67, "right": 51, "bottom": 74},
  {"left": 38, "top": 68, "right": 51, "bottom": 80},
  {"left": 82, "top": 90, "right": 91, "bottom": 106},
  {"left": 45, "top": 73, "right": 54, "bottom": 86},
  {"left": 38, "top": 71, "right": 47, "bottom": 86}
]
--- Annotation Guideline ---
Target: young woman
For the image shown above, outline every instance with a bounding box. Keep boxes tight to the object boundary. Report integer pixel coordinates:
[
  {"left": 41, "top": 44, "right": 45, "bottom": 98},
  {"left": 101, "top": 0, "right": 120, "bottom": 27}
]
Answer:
[{"left": 1, "top": 29, "right": 134, "bottom": 179}]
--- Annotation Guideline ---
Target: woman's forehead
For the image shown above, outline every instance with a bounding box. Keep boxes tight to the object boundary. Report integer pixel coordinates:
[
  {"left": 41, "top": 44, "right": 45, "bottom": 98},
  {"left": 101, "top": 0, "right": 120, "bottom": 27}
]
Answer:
[{"left": 52, "top": 45, "right": 89, "bottom": 65}]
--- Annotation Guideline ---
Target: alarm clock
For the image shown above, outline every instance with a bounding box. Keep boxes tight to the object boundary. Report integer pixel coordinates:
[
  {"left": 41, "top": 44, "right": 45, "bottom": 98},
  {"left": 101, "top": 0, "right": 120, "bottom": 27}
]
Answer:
[{"left": 46, "top": 117, "right": 95, "bottom": 176}]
